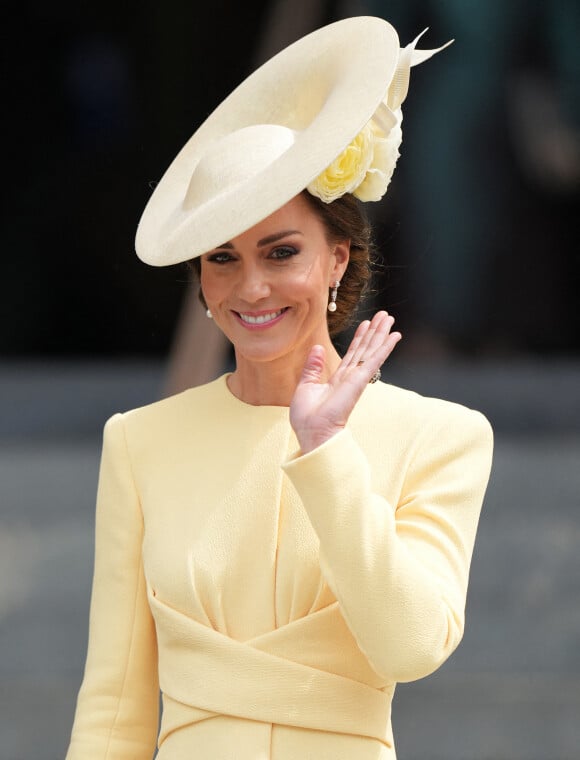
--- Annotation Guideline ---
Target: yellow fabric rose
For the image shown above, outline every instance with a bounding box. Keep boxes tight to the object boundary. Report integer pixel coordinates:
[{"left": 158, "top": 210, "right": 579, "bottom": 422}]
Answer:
[
  {"left": 307, "top": 125, "right": 375, "bottom": 203},
  {"left": 307, "top": 108, "right": 403, "bottom": 204}
]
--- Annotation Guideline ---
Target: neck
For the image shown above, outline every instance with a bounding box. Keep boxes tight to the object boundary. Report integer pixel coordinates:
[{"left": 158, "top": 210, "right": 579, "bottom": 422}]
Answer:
[{"left": 228, "top": 338, "right": 341, "bottom": 406}]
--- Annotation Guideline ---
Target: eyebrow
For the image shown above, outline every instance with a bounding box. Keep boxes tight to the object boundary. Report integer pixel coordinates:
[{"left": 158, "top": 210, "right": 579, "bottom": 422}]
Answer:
[{"left": 215, "top": 230, "right": 303, "bottom": 250}]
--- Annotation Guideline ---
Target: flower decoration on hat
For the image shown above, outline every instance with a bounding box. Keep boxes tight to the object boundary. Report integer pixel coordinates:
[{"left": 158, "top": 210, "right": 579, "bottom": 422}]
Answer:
[{"left": 307, "top": 29, "right": 448, "bottom": 205}]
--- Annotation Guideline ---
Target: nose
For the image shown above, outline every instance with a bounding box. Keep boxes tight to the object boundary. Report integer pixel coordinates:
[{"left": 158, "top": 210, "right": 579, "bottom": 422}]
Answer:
[{"left": 236, "top": 262, "right": 271, "bottom": 303}]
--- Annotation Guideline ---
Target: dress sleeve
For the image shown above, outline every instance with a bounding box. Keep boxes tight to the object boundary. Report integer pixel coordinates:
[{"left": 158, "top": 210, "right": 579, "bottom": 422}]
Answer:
[
  {"left": 282, "top": 405, "right": 493, "bottom": 683},
  {"left": 66, "top": 414, "right": 159, "bottom": 760}
]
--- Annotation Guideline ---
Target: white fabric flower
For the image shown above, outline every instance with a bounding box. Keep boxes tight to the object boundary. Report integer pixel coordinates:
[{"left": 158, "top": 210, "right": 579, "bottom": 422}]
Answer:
[{"left": 354, "top": 109, "right": 403, "bottom": 202}]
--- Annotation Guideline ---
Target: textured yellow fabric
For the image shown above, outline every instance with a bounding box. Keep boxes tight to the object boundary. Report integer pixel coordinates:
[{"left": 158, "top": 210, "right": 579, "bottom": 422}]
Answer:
[{"left": 66, "top": 374, "right": 493, "bottom": 759}]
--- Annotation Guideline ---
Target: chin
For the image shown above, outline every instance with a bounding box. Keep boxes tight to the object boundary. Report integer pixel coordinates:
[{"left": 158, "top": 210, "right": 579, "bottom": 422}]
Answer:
[
  {"left": 232, "top": 328, "right": 310, "bottom": 365},
  {"left": 234, "top": 341, "right": 297, "bottom": 365}
]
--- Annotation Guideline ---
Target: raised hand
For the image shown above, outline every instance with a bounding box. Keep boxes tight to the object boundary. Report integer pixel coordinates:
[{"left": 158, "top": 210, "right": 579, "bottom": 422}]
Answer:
[{"left": 290, "top": 311, "right": 401, "bottom": 454}]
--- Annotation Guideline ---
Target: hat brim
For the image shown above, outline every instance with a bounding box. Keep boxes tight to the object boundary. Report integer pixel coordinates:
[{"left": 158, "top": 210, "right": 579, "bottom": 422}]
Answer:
[{"left": 136, "top": 16, "right": 399, "bottom": 266}]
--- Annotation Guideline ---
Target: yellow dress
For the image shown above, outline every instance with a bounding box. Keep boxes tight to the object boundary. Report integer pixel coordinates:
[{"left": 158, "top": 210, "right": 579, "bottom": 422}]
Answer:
[{"left": 66, "top": 374, "right": 493, "bottom": 759}]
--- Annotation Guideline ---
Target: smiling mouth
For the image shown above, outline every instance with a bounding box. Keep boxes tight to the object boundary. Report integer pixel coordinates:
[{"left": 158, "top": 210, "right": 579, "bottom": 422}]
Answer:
[{"left": 237, "top": 308, "right": 287, "bottom": 325}]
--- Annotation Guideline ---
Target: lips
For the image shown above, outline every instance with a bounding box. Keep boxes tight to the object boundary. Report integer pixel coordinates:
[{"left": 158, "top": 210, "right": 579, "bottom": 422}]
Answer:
[{"left": 237, "top": 308, "right": 287, "bottom": 325}]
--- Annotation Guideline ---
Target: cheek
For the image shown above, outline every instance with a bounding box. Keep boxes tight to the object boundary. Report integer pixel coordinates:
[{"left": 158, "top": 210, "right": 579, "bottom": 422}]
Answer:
[
  {"left": 288, "top": 284, "right": 325, "bottom": 316},
  {"left": 199, "top": 270, "right": 225, "bottom": 305},
  {"left": 283, "top": 262, "right": 329, "bottom": 302}
]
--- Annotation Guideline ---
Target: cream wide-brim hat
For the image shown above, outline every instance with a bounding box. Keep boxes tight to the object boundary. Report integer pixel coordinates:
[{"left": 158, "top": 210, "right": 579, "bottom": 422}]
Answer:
[{"left": 136, "top": 16, "right": 450, "bottom": 266}]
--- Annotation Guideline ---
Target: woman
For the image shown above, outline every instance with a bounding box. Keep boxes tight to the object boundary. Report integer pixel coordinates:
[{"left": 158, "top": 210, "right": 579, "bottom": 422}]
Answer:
[{"left": 66, "top": 17, "right": 493, "bottom": 760}]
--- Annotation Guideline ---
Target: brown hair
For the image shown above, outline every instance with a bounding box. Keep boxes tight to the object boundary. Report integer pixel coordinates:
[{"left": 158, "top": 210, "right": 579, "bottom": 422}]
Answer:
[
  {"left": 187, "top": 191, "right": 375, "bottom": 336},
  {"left": 300, "top": 191, "right": 374, "bottom": 335}
]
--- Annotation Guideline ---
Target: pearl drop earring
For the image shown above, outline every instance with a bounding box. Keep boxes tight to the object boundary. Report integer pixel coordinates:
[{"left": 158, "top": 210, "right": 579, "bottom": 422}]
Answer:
[
  {"left": 327, "top": 281, "right": 340, "bottom": 312},
  {"left": 206, "top": 309, "right": 213, "bottom": 319}
]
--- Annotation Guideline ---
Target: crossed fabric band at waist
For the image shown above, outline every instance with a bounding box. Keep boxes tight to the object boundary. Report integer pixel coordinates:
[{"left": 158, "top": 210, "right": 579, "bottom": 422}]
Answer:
[{"left": 149, "top": 592, "right": 394, "bottom": 748}]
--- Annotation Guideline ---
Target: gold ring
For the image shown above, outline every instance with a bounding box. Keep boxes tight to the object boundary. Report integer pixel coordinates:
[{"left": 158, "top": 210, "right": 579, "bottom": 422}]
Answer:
[{"left": 357, "top": 360, "right": 365, "bottom": 366}]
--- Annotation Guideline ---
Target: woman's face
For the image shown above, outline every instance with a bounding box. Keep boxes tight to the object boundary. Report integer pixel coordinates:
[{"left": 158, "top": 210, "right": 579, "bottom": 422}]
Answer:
[{"left": 200, "top": 194, "right": 349, "bottom": 366}]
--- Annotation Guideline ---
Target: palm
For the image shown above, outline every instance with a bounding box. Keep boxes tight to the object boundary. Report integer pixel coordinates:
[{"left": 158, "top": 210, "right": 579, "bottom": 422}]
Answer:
[{"left": 290, "top": 312, "right": 401, "bottom": 453}]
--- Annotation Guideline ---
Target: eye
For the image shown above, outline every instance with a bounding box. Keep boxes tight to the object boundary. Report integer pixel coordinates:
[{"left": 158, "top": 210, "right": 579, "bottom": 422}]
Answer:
[
  {"left": 269, "top": 246, "right": 298, "bottom": 260},
  {"left": 206, "top": 251, "right": 235, "bottom": 264}
]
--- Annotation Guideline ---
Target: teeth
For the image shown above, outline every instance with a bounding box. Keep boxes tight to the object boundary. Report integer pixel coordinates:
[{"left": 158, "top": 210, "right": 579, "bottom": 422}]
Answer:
[{"left": 239, "top": 309, "right": 284, "bottom": 325}]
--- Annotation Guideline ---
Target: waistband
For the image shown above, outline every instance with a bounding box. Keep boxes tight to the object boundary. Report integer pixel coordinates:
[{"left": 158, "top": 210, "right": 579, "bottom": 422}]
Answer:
[{"left": 149, "top": 592, "right": 394, "bottom": 748}]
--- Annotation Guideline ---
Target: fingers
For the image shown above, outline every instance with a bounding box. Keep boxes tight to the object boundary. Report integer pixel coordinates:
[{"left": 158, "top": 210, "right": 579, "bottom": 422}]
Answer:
[
  {"left": 336, "top": 311, "right": 401, "bottom": 383},
  {"left": 352, "top": 312, "right": 392, "bottom": 363}
]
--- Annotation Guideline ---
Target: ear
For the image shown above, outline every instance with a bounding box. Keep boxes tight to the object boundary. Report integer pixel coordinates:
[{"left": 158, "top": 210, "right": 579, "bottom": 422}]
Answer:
[{"left": 330, "top": 240, "right": 350, "bottom": 283}]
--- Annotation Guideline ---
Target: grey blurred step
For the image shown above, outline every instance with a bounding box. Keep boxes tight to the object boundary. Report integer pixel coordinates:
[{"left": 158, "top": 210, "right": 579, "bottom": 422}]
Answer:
[{"left": 0, "top": 360, "right": 165, "bottom": 439}]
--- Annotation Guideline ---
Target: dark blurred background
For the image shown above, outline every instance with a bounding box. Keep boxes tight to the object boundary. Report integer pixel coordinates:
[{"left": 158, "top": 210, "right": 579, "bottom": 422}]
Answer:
[
  {"left": 2, "top": 0, "right": 267, "bottom": 356},
  {"left": 2, "top": 0, "right": 578, "bottom": 360}
]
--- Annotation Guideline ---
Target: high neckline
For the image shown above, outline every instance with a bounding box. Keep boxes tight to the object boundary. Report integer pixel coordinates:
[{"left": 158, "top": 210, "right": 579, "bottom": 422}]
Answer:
[{"left": 217, "top": 373, "right": 291, "bottom": 412}]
